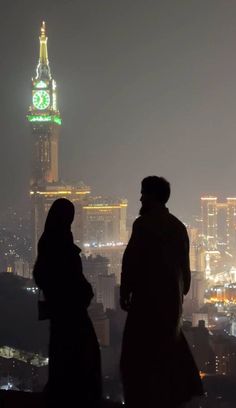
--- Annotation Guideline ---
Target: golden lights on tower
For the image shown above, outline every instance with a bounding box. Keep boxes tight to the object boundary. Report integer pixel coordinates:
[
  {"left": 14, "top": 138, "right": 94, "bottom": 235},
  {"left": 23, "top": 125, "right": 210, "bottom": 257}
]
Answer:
[{"left": 39, "top": 21, "right": 48, "bottom": 64}]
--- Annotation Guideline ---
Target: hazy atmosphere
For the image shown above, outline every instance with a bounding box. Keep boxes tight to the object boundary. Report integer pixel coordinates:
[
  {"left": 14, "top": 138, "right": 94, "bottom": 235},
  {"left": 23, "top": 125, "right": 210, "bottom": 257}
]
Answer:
[
  {"left": 1, "top": 0, "right": 236, "bottom": 219},
  {"left": 2, "top": 2, "right": 236, "bottom": 406}
]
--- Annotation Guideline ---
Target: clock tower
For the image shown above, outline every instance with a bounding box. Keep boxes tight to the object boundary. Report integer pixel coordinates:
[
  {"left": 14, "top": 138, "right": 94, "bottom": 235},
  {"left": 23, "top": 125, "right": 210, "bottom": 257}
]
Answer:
[
  {"left": 28, "top": 22, "right": 91, "bottom": 258},
  {"left": 27, "top": 21, "right": 61, "bottom": 186}
]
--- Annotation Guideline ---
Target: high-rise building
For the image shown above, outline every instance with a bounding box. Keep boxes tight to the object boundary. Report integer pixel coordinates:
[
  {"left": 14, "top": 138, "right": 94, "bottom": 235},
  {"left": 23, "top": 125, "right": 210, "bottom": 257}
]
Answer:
[
  {"left": 28, "top": 23, "right": 128, "bottom": 259},
  {"left": 201, "top": 196, "right": 236, "bottom": 255},
  {"left": 199, "top": 196, "right": 236, "bottom": 278},
  {"left": 84, "top": 243, "right": 126, "bottom": 284},
  {"left": 97, "top": 274, "right": 116, "bottom": 311},
  {"left": 30, "top": 183, "right": 91, "bottom": 254},
  {"left": 27, "top": 22, "right": 61, "bottom": 187},
  {"left": 201, "top": 197, "right": 218, "bottom": 251},
  {"left": 28, "top": 23, "right": 91, "bottom": 255},
  {"left": 226, "top": 198, "right": 236, "bottom": 255},
  {"left": 14, "top": 259, "right": 31, "bottom": 279},
  {"left": 187, "top": 226, "right": 199, "bottom": 271},
  {"left": 82, "top": 198, "right": 128, "bottom": 245},
  {"left": 82, "top": 254, "right": 109, "bottom": 296}
]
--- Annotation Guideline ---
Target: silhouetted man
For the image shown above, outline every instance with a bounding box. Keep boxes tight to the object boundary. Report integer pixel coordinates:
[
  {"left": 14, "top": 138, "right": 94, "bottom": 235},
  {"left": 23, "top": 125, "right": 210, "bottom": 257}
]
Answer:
[{"left": 120, "top": 176, "right": 203, "bottom": 408}]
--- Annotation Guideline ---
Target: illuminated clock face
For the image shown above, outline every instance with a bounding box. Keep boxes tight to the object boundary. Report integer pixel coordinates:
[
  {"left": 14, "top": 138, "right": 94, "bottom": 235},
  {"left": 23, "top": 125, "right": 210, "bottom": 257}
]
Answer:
[{"left": 33, "top": 90, "right": 50, "bottom": 110}]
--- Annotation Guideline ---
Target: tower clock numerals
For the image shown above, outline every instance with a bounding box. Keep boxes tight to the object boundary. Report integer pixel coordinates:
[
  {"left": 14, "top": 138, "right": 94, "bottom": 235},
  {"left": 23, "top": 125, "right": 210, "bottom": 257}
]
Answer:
[{"left": 33, "top": 90, "right": 50, "bottom": 110}]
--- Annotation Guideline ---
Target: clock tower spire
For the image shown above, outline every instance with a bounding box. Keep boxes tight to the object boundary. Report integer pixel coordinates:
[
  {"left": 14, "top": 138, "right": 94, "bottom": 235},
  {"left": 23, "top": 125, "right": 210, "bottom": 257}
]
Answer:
[
  {"left": 39, "top": 21, "right": 48, "bottom": 64},
  {"left": 27, "top": 21, "right": 61, "bottom": 186},
  {"left": 36, "top": 21, "right": 51, "bottom": 80}
]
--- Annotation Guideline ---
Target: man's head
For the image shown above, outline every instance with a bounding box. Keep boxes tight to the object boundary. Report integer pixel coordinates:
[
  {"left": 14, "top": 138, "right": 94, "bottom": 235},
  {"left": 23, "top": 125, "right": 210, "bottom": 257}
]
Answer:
[{"left": 140, "top": 176, "right": 170, "bottom": 214}]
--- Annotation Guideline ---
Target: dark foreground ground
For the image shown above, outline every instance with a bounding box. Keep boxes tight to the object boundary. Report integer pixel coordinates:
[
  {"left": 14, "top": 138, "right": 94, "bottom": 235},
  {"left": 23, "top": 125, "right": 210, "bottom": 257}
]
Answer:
[
  {"left": 1, "top": 389, "right": 236, "bottom": 407},
  {"left": 0, "top": 391, "right": 122, "bottom": 408}
]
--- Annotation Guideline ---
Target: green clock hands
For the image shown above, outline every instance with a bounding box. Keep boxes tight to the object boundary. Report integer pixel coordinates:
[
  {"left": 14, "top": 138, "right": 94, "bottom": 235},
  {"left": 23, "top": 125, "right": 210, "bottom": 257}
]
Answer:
[{"left": 33, "top": 90, "right": 50, "bottom": 110}]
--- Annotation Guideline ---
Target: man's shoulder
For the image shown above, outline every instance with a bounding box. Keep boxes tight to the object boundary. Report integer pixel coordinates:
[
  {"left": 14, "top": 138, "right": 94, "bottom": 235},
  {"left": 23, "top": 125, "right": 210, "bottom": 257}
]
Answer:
[
  {"left": 168, "top": 213, "right": 187, "bottom": 234},
  {"left": 132, "top": 212, "right": 187, "bottom": 234},
  {"left": 133, "top": 216, "right": 142, "bottom": 225},
  {"left": 132, "top": 216, "right": 144, "bottom": 230}
]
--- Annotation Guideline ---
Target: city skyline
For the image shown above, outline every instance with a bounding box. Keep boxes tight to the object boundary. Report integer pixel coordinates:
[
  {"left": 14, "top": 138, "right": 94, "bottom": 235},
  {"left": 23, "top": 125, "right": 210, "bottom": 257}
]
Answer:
[
  {"left": 2, "top": 4, "right": 236, "bottom": 405},
  {"left": 2, "top": 1, "right": 236, "bottom": 219}
]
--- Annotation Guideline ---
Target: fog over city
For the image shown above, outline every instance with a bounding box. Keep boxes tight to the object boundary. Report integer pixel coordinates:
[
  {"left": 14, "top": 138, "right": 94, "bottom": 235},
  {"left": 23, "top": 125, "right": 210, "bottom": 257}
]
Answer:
[
  {"left": 1, "top": 1, "right": 236, "bottom": 220},
  {"left": 3, "top": 2, "right": 236, "bottom": 406}
]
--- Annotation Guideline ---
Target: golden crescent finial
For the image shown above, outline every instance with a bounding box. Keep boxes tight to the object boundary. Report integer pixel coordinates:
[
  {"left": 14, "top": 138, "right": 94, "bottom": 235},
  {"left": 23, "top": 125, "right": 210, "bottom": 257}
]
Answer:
[{"left": 41, "top": 21, "right": 46, "bottom": 37}]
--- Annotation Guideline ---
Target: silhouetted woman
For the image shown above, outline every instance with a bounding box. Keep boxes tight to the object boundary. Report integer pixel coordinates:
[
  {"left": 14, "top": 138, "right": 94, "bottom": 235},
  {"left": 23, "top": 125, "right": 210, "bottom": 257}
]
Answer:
[{"left": 33, "top": 198, "right": 102, "bottom": 407}]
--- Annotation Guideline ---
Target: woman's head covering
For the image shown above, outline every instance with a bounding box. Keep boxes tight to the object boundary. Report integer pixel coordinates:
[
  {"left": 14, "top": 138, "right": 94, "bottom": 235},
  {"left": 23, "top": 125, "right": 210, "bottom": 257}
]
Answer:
[
  {"left": 44, "top": 198, "right": 75, "bottom": 233},
  {"left": 38, "top": 198, "right": 75, "bottom": 253}
]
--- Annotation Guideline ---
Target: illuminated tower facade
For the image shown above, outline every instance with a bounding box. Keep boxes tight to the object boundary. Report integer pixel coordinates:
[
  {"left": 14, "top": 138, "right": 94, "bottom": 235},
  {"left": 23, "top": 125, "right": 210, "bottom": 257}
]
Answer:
[
  {"left": 27, "top": 22, "right": 61, "bottom": 186},
  {"left": 201, "top": 196, "right": 218, "bottom": 251},
  {"left": 82, "top": 198, "right": 128, "bottom": 245},
  {"left": 226, "top": 198, "right": 236, "bottom": 256},
  {"left": 201, "top": 197, "right": 236, "bottom": 256},
  {"left": 28, "top": 23, "right": 91, "bottom": 258}
]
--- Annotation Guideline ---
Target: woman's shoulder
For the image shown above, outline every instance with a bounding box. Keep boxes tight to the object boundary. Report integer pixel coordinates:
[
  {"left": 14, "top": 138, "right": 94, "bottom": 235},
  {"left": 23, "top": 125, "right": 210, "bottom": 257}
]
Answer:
[{"left": 72, "top": 244, "right": 82, "bottom": 254}]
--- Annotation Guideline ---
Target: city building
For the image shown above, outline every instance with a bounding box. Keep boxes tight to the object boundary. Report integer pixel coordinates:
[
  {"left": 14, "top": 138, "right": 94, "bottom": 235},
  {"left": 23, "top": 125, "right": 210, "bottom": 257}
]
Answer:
[
  {"left": 82, "top": 253, "right": 108, "bottom": 289},
  {"left": 226, "top": 198, "right": 236, "bottom": 254},
  {"left": 198, "top": 196, "right": 236, "bottom": 281},
  {"left": 201, "top": 197, "right": 218, "bottom": 251},
  {"left": 30, "top": 182, "right": 91, "bottom": 253},
  {"left": 82, "top": 197, "right": 128, "bottom": 246},
  {"left": 192, "top": 313, "right": 209, "bottom": 328},
  {"left": 82, "top": 254, "right": 116, "bottom": 310},
  {"left": 211, "top": 334, "right": 236, "bottom": 376},
  {"left": 201, "top": 196, "right": 236, "bottom": 256},
  {"left": 14, "top": 259, "right": 31, "bottom": 280},
  {"left": 83, "top": 243, "right": 126, "bottom": 284},
  {"left": 187, "top": 225, "right": 208, "bottom": 274},
  {"left": 97, "top": 274, "right": 116, "bottom": 311},
  {"left": 184, "top": 271, "right": 206, "bottom": 317}
]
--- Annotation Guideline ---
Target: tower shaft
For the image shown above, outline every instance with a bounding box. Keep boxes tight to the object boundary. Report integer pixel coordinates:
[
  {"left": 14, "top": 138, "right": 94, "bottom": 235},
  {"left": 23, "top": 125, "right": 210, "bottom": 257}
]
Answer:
[{"left": 31, "top": 123, "right": 59, "bottom": 185}]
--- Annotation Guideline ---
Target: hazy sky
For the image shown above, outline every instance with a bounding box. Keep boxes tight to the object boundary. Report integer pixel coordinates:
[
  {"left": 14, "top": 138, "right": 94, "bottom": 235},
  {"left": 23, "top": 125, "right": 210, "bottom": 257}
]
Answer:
[{"left": 1, "top": 0, "right": 236, "bottom": 220}]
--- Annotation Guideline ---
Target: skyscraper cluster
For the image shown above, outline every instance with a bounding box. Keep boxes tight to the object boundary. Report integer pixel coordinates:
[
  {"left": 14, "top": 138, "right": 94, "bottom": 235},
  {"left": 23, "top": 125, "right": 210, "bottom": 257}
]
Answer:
[
  {"left": 189, "top": 196, "right": 236, "bottom": 280},
  {"left": 185, "top": 196, "right": 236, "bottom": 331}
]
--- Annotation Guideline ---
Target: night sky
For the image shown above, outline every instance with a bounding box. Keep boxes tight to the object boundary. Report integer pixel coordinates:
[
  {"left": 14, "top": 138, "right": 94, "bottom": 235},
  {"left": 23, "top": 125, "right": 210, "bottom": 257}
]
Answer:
[{"left": 1, "top": 0, "right": 236, "bottom": 221}]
